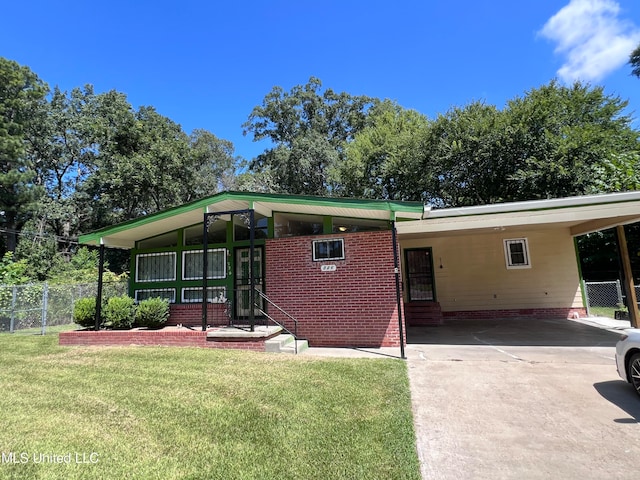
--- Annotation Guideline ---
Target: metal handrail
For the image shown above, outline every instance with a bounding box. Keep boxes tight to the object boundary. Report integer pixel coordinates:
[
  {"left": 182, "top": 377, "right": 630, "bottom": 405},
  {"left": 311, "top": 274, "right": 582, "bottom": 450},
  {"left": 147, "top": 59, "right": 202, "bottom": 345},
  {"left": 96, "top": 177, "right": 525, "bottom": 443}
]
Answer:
[{"left": 253, "top": 289, "right": 299, "bottom": 354}]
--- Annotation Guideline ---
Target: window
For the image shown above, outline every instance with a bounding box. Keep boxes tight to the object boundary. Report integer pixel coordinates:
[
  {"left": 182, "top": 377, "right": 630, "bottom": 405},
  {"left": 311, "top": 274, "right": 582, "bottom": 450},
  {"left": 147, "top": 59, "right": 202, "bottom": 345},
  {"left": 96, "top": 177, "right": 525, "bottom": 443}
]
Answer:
[
  {"left": 134, "top": 288, "right": 176, "bottom": 303},
  {"left": 138, "top": 232, "right": 178, "bottom": 249},
  {"left": 182, "top": 249, "right": 226, "bottom": 280},
  {"left": 234, "top": 214, "right": 268, "bottom": 240},
  {"left": 274, "top": 213, "right": 324, "bottom": 238},
  {"left": 313, "top": 239, "right": 345, "bottom": 261},
  {"left": 332, "top": 218, "right": 390, "bottom": 233},
  {"left": 504, "top": 238, "right": 531, "bottom": 269},
  {"left": 182, "top": 287, "right": 227, "bottom": 303},
  {"left": 183, "top": 222, "right": 227, "bottom": 246},
  {"left": 136, "top": 252, "right": 176, "bottom": 282}
]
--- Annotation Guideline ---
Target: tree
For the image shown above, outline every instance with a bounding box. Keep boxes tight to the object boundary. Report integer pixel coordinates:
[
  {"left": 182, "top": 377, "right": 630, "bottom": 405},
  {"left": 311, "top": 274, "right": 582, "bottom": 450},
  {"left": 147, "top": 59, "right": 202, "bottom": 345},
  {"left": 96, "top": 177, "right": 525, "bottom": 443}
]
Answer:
[
  {"left": 25, "top": 85, "right": 100, "bottom": 252},
  {"left": 186, "top": 129, "right": 238, "bottom": 198},
  {"left": 243, "top": 77, "right": 378, "bottom": 195},
  {"left": 0, "top": 57, "right": 48, "bottom": 252},
  {"left": 506, "top": 80, "right": 640, "bottom": 200},
  {"left": 630, "top": 43, "right": 640, "bottom": 78},
  {"left": 334, "top": 100, "right": 429, "bottom": 200}
]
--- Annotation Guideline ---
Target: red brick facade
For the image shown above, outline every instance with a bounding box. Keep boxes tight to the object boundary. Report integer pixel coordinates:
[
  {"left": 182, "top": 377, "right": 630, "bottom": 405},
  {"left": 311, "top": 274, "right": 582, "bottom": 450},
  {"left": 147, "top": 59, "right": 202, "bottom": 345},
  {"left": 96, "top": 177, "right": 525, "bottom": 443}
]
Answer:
[
  {"left": 168, "top": 303, "right": 228, "bottom": 327},
  {"left": 264, "top": 230, "right": 404, "bottom": 347},
  {"left": 59, "top": 329, "right": 267, "bottom": 351},
  {"left": 442, "top": 307, "right": 587, "bottom": 320}
]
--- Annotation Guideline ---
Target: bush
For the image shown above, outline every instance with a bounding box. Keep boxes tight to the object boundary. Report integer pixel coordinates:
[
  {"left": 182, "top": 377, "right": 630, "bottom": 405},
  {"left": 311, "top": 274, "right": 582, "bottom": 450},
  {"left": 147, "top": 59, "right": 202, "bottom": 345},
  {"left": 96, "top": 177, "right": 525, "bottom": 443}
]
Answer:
[
  {"left": 104, "top": 295, "right": 136, "bottom": 329},
  {"left": 73, "top": 297, "right": 98, "bottom": 328},
  {"left": 135, "top": 297, "right": 170, "bottom": 329}
]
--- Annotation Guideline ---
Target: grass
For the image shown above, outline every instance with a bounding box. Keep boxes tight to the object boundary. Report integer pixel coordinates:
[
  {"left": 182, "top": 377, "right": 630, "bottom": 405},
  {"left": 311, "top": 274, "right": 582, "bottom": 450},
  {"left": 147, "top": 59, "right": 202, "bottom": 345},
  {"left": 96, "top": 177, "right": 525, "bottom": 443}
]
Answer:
[
  {"left": 588, "top": 306, "right": 627, "bottom": 319},
  {"left": 0, "top": 334, "right": 420, "bottom": 480}
]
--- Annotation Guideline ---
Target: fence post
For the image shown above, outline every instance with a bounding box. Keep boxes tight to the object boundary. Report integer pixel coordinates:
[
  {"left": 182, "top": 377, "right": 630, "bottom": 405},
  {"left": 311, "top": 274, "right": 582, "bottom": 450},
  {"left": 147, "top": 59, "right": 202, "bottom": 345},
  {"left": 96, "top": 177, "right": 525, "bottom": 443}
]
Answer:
[
  {"left": 583, "top": 280, "right": 591, "bottom": 317},
  {"left": 10, "top": 285, "right": 16, "bottom": 333},
  {"left": 41, "top": 282, "right": 49, "bottom": 335},
  {"left": 615, "top": 280, "right": 623, "bottom": 308}
]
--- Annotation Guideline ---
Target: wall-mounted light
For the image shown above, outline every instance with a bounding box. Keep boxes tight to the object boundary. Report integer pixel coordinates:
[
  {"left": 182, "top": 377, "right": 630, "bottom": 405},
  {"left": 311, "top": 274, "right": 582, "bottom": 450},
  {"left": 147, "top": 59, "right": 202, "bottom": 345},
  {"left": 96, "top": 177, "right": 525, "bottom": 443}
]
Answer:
[{"left": 337, "top": 226, "right": 348, "bottom": 232}]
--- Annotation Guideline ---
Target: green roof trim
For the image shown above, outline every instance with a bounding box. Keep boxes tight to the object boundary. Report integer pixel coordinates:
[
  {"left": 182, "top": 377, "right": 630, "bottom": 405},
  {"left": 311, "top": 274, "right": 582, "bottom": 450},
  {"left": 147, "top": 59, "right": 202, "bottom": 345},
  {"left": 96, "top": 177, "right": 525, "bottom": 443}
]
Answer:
[{"left": 78, "top": 191, "right": 423, "bottom": 245}]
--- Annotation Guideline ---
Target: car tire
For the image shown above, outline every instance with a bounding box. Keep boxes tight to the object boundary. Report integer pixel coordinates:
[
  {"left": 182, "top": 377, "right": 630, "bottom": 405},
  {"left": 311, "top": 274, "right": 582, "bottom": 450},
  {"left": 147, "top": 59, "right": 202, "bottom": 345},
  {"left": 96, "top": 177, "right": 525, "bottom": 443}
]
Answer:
[{"left": 628, "top": 353, "right": 640, "bottom": 398}]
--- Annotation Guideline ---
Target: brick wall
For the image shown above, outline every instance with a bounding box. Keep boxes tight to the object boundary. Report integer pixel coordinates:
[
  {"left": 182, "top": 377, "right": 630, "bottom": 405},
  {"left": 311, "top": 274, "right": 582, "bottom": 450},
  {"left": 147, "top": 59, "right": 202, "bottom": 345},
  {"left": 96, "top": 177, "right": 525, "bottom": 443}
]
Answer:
[
  {"left": 442, "top": 307, "right": 587, "bottom": 320},
  {"left": 169, "top": 303, "right": 229, "bottom": 327},
  {"left": 265, "top": 230, "right": 404, "bottom": 347},
  {"left": 59, "top": 330, "right": 266, "bottom": 351}
]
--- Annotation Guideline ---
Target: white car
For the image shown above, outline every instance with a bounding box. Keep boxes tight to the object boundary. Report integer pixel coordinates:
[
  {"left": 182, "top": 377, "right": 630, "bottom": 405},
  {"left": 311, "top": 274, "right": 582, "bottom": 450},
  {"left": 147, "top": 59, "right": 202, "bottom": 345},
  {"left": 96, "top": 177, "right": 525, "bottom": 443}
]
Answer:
[{"left": 616, "top": 328, "right": 640, "bottom": 398}]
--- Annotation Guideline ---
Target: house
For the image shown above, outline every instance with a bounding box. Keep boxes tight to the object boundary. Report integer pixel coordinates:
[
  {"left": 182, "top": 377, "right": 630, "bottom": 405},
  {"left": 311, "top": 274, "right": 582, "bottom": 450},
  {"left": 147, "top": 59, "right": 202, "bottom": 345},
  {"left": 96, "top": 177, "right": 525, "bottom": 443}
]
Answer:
[{"left": 76, "top": 191, "right": 640, "bottom": 348}]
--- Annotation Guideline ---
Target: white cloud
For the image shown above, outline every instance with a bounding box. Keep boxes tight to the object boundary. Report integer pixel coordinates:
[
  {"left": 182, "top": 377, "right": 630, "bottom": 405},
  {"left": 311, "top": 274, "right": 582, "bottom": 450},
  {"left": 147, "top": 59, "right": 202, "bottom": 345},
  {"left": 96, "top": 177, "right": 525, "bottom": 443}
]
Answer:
[{"left": 540, "top": 0, "right": 640, "bottom": 82}]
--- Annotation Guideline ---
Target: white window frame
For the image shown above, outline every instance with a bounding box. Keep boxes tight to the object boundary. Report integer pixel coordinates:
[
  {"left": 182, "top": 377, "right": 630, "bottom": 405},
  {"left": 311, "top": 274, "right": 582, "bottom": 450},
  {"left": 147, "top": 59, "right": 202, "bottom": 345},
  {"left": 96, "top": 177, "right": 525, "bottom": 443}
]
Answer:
[
  {"left": 134, "top": 288, "right": 176, "bottom": 303},
  {"left": 312, "top": 238, "right": 345, "bottom": 261},
  {"left": 181, "top": 287, "right": 227, "bottom": 303},
  {"left": 182, "top": 248, "right": 227, "bottom": 281},
  {"left": 135, "top": 252, "right": 177, "bottom": 282},
  {"left": 503, "top": 238, "right": 531, "bottom": 269}
]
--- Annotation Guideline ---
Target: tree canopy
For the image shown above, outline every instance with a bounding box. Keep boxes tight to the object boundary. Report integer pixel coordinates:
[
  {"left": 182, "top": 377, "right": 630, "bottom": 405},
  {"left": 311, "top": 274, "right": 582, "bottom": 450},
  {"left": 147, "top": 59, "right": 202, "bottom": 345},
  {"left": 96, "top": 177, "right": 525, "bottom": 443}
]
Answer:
[{"left": 1, "top": 55, "right": 640, "bottom": 282}]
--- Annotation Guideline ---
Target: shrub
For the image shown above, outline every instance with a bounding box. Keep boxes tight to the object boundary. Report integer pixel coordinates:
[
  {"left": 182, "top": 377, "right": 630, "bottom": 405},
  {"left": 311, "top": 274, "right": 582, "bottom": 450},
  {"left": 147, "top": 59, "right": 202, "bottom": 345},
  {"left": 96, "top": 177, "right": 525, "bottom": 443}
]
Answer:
[
  {"left": 135, "top": 297, "right": 170, "bottom": 329},
  {"left": 73, "top": 297, "right": 98, "bottom": 328},
  {"left": 103, "top": 295, "right": 136, "bottom": 329}
]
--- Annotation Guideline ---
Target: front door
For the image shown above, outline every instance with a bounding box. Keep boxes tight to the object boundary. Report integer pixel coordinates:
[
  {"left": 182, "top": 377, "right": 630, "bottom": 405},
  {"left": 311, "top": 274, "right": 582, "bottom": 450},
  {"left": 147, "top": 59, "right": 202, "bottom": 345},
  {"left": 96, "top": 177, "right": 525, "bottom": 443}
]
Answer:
[
  {"left": 404, "top": 248, "right": 436, "bottom": 301},
  {"left": 234, "top": 247, "right": 264, "bottom": 318}
]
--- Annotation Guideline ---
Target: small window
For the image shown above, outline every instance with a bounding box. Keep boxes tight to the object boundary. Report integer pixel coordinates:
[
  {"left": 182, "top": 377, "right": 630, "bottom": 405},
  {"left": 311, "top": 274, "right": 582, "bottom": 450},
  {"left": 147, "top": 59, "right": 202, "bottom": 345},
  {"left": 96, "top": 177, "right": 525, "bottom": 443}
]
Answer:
[
  {"left": 313, "top": 239, "right": 345, "bottom": 261},
  {"left": 504, "top": 238, "right": 531, "bottom": 269},
  {"left": 134, "top": 288, "right": 176, "bottom": 303},
  {"left": 182, "top": 287, "right": 227, "bottom": 303}
]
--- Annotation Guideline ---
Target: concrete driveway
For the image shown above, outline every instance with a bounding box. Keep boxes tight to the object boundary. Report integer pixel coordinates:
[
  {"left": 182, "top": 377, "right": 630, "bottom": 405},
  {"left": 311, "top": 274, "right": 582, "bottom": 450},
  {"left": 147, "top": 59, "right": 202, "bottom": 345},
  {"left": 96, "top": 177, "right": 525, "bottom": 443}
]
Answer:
[{"left": 405, "top": 318, "right": 640, "bottom": 480}]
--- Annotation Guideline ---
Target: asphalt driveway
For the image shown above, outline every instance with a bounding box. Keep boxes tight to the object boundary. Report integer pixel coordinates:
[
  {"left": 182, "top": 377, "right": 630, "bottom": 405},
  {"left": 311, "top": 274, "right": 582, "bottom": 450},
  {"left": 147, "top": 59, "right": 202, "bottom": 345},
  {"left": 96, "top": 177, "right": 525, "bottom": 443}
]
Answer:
[{"left": 405, "top": 318, "right": 640, "bottom": 480}]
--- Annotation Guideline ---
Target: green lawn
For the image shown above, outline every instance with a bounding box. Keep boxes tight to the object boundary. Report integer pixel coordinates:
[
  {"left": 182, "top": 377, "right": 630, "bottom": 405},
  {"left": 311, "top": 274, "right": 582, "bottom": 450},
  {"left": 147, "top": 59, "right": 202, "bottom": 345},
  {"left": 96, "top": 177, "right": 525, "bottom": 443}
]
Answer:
[{"left": 0, "top": 334, "right": 420, "bottom": 480}]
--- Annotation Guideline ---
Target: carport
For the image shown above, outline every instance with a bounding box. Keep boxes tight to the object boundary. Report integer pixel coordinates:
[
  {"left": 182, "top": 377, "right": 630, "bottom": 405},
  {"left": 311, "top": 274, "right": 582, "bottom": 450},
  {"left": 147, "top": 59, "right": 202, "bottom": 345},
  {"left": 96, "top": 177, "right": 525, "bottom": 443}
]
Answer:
[{"left": 396, "top": 191, "right": 640, "bottom": 339}]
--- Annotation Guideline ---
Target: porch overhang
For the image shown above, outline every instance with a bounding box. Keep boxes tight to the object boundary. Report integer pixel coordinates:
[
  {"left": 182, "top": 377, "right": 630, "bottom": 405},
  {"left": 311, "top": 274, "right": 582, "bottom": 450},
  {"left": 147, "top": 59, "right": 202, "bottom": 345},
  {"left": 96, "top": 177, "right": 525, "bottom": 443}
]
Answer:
[
  {"left": 396, "top": 191, "right": 640, "bottom": 238},
  {"left": 78, "top": 191, "right": 423, "bottom": 249}
]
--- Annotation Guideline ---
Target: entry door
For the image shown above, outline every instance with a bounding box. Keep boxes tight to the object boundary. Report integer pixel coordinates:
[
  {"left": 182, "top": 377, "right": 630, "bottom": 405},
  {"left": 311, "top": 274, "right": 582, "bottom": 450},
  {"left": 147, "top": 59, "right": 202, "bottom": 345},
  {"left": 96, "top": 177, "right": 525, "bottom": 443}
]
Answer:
[
  {"left": 405, "top": 248, "right": 435, "bottom": 301},
  {"left": 234, "top": 247, "right": 264, "bottom": 318}
]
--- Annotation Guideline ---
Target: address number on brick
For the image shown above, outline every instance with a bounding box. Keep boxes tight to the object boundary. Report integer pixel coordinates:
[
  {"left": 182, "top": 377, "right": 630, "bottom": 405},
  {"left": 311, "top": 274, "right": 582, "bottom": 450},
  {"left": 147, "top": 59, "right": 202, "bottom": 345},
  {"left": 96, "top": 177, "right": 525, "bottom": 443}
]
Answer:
[{"left": 320, "top": 265, "right": 337, "bottom": 272}]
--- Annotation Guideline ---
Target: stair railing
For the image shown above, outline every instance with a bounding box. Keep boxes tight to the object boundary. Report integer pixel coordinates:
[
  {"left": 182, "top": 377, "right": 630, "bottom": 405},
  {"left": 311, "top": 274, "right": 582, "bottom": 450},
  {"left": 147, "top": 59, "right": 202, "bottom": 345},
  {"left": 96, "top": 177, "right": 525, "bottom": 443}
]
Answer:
[{"left": 253, "top": 289, "right": 299, "bottom": 354}]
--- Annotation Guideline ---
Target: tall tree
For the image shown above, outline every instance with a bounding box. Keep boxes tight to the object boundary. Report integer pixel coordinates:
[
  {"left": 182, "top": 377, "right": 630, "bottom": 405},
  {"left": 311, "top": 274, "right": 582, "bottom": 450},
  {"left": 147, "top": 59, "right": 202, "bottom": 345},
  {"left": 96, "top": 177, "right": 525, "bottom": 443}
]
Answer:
[
  {"left": 0, "top": 57, "right": 48, "bottom": 252},
  {"left": 506, "top": 80, "right": 640, "bottom": 201},
  {"left": 243, "top": 77, "right": 378, "bottom": 195},
  {"left": 335, "top": 100, "right": 429, "bottom": 200}
]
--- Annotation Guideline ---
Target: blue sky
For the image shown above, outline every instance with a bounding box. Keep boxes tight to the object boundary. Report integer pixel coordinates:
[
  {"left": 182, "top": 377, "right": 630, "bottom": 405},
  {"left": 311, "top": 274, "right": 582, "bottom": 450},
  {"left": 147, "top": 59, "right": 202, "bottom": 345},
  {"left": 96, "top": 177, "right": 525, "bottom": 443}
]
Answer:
[{"left": 2, "top": 0, "right": 640, "bottom": 160}]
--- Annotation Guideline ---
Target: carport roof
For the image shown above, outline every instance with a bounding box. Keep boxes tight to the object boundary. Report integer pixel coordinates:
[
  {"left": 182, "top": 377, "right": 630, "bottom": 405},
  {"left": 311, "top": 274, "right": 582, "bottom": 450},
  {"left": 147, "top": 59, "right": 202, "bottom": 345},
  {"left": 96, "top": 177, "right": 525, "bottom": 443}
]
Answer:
[
  {"left": 78, "top": 191, "right": 424, "bottom": 249},
  {"left": 396, "top": 191, "right": 640, "bottom": 238}
]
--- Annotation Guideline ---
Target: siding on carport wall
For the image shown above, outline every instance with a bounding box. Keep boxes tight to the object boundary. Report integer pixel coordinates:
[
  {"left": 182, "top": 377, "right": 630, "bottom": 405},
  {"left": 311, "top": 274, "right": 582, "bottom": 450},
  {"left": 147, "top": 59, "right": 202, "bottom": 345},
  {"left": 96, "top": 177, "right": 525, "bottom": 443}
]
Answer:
[
  {"left": 265, "top": 230, "right": 403, "bottom": 347},
  {"left": 401, "top": 228, "right": 584, "bottom": 313}
]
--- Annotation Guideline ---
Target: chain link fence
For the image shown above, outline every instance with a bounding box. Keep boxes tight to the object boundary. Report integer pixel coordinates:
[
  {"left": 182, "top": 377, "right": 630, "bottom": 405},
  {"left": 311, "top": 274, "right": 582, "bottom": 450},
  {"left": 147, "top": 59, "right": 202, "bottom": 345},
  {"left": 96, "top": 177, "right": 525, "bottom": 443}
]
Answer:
[
  {"left": 0, "top": 281, "right": 128, "bottom": 334},
  {"left": 583, "top": 280, "right": 640, "bottom": 318}
]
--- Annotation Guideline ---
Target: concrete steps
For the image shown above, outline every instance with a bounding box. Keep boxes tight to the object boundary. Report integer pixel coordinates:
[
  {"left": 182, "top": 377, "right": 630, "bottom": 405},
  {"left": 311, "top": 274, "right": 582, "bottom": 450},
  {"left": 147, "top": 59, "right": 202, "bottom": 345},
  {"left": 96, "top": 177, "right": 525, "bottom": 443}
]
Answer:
[
  {"left": 405, "top": 301, "right": 444, "bottom": 326},
  {"left": 264, "top": 333, "right": 309, "bottom": 354}
]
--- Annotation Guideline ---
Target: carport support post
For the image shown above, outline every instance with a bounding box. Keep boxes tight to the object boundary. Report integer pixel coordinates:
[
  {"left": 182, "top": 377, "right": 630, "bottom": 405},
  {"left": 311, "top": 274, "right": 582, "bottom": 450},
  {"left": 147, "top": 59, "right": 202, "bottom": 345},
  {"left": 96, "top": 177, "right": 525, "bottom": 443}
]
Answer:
[
  {"left": 391, "top": 221, "right": 406, "bottom": 359},
  {"left": 95, "top": 243, "right": 105, "bottom": 331},
  {"left": 616, "top": 225, "right": 639, "bottom": 328}
]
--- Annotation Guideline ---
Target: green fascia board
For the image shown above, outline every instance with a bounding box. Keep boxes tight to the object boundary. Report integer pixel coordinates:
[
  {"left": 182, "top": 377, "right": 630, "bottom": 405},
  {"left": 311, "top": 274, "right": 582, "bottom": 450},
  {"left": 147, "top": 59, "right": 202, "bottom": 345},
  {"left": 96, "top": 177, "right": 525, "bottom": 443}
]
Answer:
[{"left": 78, "top": 191, "right": 423, "bottom": 244}]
